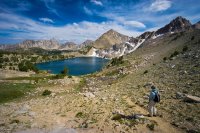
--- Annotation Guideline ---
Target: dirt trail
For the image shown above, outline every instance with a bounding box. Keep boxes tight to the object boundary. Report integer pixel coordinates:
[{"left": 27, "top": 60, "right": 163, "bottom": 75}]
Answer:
[{"left": 125, "top": 97, "right": 182, "bottom": 133}]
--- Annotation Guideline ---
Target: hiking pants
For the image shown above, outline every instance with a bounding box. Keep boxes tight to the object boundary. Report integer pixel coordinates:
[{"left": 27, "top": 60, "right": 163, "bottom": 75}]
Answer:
[{"left": 148, "top": 100, "right": 157, "bottom": 116}]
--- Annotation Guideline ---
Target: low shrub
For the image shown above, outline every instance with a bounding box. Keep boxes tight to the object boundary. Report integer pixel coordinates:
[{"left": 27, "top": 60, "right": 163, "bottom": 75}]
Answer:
[
  {"left": 109, "top": 56, "right": 124, "bottom": 66},
  {"left": 144, "top": 70, "right": 148, "bottom": 74},
  {"left": 147, "top": 123, "right": 155, "bottom": 130},
  {"left": 42, "top": 90, "right": 51, "bottom": 96},
  {"left": 191, "top": 36, "right": 195, "bottom": 40},
  {"left": 182, "top": 46, "right": 188, "bottom": 52},
  {"left": 170, "top": 51, "right": 179, "bottom": 58},
  {"left": 163, "top": 57, "right": 167, "bottom": 61},
  {"left": 61, "top": 66, "right": 68, "bottom": 75},
  {"left": 53, "top": 74, "right": 65, "bottom": 79},
  {"left": 10, "top": 119, "right": 20, "bottom": 124},
  {"left": 75, "top": 112, "right": 86, "bottom": 118},
  {"left": 111, "top": 114, "right": 123, "bottom": 120}
]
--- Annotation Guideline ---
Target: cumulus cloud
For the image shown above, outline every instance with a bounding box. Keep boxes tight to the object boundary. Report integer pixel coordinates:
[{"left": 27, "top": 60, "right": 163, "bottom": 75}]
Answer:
[
  {"left": 149, "top": 0, "right": 172, "bottom": 12},
  {"left": 90, "top": 0, "right": 103, "bottom": 6},
  {"left": 39, "top": 17, "right": 54, "bottom": 23}
]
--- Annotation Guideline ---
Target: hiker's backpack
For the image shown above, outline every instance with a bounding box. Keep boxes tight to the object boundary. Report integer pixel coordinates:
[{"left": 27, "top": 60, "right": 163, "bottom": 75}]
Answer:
[{"left": 153, "top": 92, "right": 160, "bottom": 103}]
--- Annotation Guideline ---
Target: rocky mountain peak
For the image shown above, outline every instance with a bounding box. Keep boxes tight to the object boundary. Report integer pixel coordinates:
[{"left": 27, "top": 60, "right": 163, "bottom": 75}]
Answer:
[
  {"left": 156, "top": 16, "right": 192, "bottom": 35},
  {"left": 193, "top": 21, "right": 200, "bottom": 29},
  {"left": 171, "top": 16, "right": 191, "bottom": 26},
  {"left": 80, "top": 40, "right": 93, "bottom": 47},
  {"left": 18, "top": 39, "right": 60, "bottom": 50},
  {"left": 93, "top": 29, "right": 129, "bottom": 49},
  {"left": 58, "top": 42, "right": 77, "bottom": 50},
  {"left": 106, "top": 29, "right": 117, "bottom": 34}
]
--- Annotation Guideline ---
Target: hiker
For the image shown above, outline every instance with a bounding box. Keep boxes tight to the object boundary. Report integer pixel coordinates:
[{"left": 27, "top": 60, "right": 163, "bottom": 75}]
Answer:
[{"left": 148, "top": 85, "right": 160, "bottom": 117}]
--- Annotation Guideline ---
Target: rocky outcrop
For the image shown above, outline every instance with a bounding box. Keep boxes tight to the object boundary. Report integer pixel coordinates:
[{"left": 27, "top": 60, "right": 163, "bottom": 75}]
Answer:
[
  {"left": 155, "top": 16, "right": 192, "bottom": 35},
  {"left": 58, "top": 42, "right": 77, "bottom": 50},
  {"left": 193, "top": 21, "right": 200, "bottom": 29},
  {"left": 18, "top": 39, "right": 60, "bottom": 50},
  {"left": 184, "top": 95, "right": 200, "bottom": 103},
  {"left": 79, "top": 40, "right": 93, "bottom": 48},
  {"left": 92, "top": 29, "right": 129, "bottom": 49},
  {"left": 0, "top": 44, "right": 19, "bottom": 50},
  {"left": 137, "top": 31, "right": 155, "bottom": 40}
]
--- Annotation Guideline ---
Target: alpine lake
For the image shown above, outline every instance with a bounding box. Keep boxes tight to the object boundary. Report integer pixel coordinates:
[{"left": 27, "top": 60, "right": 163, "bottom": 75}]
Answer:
[{"left": 36, "top": 57, "right": 109, "bottom": 76}]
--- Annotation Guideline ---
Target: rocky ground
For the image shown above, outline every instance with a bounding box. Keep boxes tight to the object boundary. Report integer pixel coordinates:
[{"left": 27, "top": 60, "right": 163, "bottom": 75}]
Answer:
[
  {"left": 0, "top": 69, "right": 34, "bottom": 79},
  {"left": 0, "top": 74, "right": 182, "bottom": 133}
]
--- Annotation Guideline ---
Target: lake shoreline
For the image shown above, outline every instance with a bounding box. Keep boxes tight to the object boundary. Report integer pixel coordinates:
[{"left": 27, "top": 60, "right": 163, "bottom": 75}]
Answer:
[{"left": 36, "top": 57, "right": 109, "bottom": 76}]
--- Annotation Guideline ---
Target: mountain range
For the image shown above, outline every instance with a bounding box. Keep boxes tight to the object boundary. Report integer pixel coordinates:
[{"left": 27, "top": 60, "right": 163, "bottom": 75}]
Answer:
[
  {"left": 87, "top": 16, "right": 200, "bottom": 58},
  {"left": 0, "top": 16, "right": 199, "bottom": 58}
]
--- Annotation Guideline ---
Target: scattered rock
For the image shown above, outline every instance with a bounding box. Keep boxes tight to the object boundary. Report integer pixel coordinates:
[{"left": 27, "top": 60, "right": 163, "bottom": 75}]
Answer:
[
  {"left": 143, "top": 95, "right": 149, "bottom": 99},
  {"left": 13, "top": 104, "right": 30, "bottom": 116},
  {"left": 171, "top": 64, "right": 176, "bottom": 68},
  {"left": 83, "top": 92, "right": 95, "bottom": 98},
  {"left": 28, "top": 111, "right": 36, "bottom": 117},
  {"left": 31, "top": 123, "right": 38, "bottom": 128},
  {"left": 50, "top": 93, "right": 56, "bottom": 97},
  {"left": 143, "top": 82, "right": 153, "bottom": 87},
  {"left": 133, "top": 114, "right": 144, "bottom": 119},
  {"left": 176, "top": 92, "right": 184, "bottom": 99},
  {"left": 160, "top": 90, "right": 165, "bottom": 92}
]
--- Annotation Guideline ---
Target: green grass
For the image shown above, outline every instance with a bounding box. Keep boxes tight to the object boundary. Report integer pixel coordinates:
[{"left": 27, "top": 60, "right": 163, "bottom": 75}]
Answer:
[
  {"left": 74, "top": 78, "right": 86, "bottom": 92},
  {"left": 0, "top": 82, "right": 35, "bottom": 103},
  {"left": 75, "top": 112, "right": 86, "bottom": 118},
  {"left": 146, "top": 123, "right": 155, "bottom": 130},
  {"left": 105, "top": 69, "right": 119, "bottom": 76}
]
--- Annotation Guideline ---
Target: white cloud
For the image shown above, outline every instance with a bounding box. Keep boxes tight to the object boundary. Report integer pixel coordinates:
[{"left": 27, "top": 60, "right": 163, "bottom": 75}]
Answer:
[
  {"left": 149, "top": 0, "right": 172, "bottom": 12},
  {"left": 41, "top": 0, "right": 61, "bottom": 17},
  {"left": 0, "top": 12, "right": 142, "bottom": 44},
  {"left": 39, "top": 18, "right": 54, "bottom": 23},
  {"left": 90, "top": 0, "right": 103, "bottom": 6},
  {"left": 83, "top": 6, "right": 93, "bottom": 15},
  {"left": 101, "top": 14, "right": 146, "bottom": 28},
  {"left": 123, "top": 21, "right": 146, "bottom": 28}
]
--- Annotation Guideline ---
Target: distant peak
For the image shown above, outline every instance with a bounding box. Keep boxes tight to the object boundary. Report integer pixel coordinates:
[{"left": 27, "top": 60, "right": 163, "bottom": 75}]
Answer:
[
  {"left": 155, "top": 16, "right": 192, "bottom": 35},
  {"left": 107, "top": 29, "right": 117, "bottom": 33},
  {"left": 172, "top": 16, "right": 189, "bottom": 21},
  {"left": 175, "top": 16, "right": 184, "bottom": 19}
]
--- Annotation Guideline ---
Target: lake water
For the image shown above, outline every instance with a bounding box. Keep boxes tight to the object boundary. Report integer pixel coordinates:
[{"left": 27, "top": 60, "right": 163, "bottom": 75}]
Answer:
[{"left": 36, "top": 57, "right": 109, "bottom": 76}]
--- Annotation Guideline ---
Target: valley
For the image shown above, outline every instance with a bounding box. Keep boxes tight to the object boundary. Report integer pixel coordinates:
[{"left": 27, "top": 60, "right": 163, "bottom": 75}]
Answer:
[{"left": 0, "top": 16, "right": 200, "bottom": 133}]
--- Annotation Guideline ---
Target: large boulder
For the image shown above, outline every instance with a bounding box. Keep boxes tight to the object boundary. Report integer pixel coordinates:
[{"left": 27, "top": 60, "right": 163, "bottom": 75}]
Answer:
[{"left": 184, "top": 95, "right": 200, "bottom": 103}]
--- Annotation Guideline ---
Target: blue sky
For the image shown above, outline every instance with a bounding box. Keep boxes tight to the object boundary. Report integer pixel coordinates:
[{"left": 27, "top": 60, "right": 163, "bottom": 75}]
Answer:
[{"left": 0, "top": 0, "right": 200, "bottom": 44}]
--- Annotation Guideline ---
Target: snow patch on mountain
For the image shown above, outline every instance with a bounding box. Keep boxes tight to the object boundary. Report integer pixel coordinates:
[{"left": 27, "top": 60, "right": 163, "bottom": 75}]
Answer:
[
  {"left": 87, "top": 38, "right": 147, "bottom": 58},
  {"left": 152, "top": 34, "right": 163, "bottom": 39},
  {"left": 129, "top": 39, "right": 145, "bottom": 53}
]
